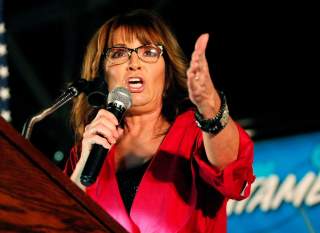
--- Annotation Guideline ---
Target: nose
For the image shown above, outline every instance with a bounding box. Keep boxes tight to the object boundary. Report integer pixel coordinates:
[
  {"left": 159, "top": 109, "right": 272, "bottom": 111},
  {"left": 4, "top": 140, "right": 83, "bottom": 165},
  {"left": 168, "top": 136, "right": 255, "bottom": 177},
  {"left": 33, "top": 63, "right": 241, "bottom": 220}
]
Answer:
[{"left": 128, "top": 51, "right": 141, "bottom": 70}]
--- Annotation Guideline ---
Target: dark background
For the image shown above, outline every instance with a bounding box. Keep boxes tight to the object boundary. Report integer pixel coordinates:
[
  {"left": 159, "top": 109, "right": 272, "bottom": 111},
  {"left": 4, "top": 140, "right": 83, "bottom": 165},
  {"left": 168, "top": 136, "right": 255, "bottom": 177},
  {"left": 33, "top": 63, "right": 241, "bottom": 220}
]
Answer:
[{"left": 3, "top": 0, "right": 319, "bottom": 168}]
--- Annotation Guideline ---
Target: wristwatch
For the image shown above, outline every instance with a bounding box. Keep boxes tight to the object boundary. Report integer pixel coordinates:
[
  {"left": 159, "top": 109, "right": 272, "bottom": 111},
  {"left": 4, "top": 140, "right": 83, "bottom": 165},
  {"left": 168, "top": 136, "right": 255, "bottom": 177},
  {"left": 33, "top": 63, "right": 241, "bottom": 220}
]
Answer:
[{"left": 194, "top": 92, "right": 229, "bottom": 135}]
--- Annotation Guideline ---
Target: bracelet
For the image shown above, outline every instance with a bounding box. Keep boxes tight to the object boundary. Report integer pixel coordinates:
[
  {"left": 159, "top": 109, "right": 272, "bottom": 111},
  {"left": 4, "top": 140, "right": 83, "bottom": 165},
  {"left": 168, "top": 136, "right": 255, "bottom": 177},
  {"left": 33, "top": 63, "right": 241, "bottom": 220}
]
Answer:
[{"left": 194, "top": 92, "right": 229, "bottom": 135}]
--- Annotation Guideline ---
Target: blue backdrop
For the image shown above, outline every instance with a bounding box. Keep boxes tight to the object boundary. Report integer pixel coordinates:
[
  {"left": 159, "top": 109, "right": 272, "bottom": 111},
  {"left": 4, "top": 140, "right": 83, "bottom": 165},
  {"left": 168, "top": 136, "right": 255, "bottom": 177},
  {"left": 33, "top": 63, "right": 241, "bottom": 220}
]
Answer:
[{"left": 228, "top": 132, "right": 320, "bottom": 233}]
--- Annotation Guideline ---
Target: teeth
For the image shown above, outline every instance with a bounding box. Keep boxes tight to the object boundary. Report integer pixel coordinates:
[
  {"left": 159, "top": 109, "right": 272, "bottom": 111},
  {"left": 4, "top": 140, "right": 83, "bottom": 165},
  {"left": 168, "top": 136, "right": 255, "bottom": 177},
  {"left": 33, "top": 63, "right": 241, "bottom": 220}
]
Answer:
[
  {"left": 128, "top": 78, "right": 143, "bottom": 89},
  {"left": 129, "top": 82, "right": 143, "bottom": 88},
  {"left": 129, "top": 78, "right": 142, "bottom": 83},
  {"left": 128, "top": 77, "right": 143, "bottom": 89}
]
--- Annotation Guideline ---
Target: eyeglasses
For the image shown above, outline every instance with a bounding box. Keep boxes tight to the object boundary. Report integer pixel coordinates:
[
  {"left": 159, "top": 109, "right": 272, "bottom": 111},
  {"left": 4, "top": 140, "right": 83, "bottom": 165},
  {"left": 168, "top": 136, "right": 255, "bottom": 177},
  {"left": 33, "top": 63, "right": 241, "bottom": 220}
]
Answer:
[{"left": 104, "top": 44, "right": 164, "bottom": 66}]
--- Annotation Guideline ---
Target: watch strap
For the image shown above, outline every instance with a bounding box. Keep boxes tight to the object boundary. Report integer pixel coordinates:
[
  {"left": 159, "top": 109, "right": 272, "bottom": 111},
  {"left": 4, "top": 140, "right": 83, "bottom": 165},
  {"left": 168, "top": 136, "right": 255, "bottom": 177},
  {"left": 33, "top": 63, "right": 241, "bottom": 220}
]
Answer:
[{"left": 194, "top": 91, "right": 229, "bottom": 135}]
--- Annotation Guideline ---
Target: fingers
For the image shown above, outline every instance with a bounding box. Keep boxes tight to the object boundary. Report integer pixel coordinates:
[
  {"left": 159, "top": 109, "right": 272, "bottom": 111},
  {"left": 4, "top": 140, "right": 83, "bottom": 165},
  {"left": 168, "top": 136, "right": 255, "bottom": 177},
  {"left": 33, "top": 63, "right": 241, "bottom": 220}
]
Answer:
[
  {"left": 187, "top": 57, "right": 203, "bottom": 86},
  {"left": 92, "top": 108, "right": 119, "bottom": 126},
  {"left": 187, "top": 33, "right": 211, "bottom": 95},
  {"left": 187, "top": 73, "right": 206, "bottom": 104},
  {"left": 187, "top": 33, "right": 210, "bottom": 81},
  {"left": 187, "top": 33, "right": 219, "bottom": 108},
  {"left": 84, "top": 120, "right": 119, "bottom": 141},
  {"left": 195, "top": 33, "right": 209, "bottom": 52},
  {"left": 82, "top": 109, "right": 122, "bottom": 154}
]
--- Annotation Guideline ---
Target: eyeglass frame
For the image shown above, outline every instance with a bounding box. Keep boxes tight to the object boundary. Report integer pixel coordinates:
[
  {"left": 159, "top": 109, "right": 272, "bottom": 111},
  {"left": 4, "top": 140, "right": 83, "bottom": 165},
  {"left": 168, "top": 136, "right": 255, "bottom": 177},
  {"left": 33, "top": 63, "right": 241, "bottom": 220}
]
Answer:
[{"left": 103, "top": 44, "right": 164, "bottom": 65}]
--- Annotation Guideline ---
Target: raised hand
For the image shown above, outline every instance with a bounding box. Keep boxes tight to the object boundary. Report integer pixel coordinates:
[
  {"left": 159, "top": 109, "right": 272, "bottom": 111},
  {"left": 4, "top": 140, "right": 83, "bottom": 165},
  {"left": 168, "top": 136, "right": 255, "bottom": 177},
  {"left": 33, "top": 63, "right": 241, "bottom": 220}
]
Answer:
[{"left": 187, "top": 33, "right": 220, "bottom": 118}]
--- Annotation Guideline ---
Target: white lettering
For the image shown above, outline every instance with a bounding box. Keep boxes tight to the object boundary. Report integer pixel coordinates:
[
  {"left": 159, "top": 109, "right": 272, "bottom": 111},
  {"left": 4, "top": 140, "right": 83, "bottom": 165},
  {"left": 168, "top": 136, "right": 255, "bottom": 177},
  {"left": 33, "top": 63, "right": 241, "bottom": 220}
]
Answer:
[
  {"left": 227, "top": 179, "right": 261, "bottom": 215},
  {"left": 305, "top": 175, "right": 320, "bottom": 206},
  {"left": 246, "top": 175, "right": 279, "bottom": 213},
  {"left": 271, "top": 174, "right": 296, "bottom": 209},
  {"left": 228, "top": 172, "right": 320, "bottom": 216},
  {"left": 293, "top": 172, "right": 316, "bottom": 207}
]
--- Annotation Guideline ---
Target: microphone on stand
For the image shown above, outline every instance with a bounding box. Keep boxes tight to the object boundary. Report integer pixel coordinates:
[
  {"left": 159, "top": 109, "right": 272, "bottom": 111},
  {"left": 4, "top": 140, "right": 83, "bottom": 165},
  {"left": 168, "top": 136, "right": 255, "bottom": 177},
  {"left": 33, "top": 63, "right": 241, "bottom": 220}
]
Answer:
[
  {"left": 21, "top": 79, "right": 90, "bottom": 140},
  {"left": 21, "top": 77, "right": 108, "bottom": 140},
  {"left": 80, "top": 87, "right": 132, "bottom": 186}
]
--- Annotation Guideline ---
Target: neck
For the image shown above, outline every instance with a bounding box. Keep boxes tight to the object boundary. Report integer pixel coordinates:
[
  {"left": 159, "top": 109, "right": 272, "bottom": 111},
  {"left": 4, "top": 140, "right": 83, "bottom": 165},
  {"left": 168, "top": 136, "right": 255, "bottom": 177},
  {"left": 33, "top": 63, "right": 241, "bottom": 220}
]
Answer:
[
  {"left": 123, "top": 108, "right": 169, "bottom": 138},
  {"left": 115, "top": 107, "right": 170, "bottom": 170}
]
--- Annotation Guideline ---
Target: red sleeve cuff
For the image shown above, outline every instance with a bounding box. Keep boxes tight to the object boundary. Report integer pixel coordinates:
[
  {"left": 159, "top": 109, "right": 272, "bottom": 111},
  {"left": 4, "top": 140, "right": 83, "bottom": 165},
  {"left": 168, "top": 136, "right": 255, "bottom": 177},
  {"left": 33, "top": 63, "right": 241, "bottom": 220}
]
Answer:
[{"left": 194, "top": 124, "right": 255, "bottom": 200}]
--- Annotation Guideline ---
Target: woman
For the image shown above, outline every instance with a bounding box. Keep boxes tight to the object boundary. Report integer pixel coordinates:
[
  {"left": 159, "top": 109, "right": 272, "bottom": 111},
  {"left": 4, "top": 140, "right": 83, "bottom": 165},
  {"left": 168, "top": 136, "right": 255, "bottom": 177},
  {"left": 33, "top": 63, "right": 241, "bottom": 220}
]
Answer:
[{"left": 64, "top": 9, "right": 255, "bottom": 233}]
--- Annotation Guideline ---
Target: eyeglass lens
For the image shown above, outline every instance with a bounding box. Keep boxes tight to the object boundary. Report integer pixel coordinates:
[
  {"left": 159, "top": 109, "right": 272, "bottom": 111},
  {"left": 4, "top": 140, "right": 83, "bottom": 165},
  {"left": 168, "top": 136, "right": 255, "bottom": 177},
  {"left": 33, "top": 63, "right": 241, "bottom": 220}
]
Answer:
[{"left": 106, "top": 45, "right": 162, "bottom": 65}]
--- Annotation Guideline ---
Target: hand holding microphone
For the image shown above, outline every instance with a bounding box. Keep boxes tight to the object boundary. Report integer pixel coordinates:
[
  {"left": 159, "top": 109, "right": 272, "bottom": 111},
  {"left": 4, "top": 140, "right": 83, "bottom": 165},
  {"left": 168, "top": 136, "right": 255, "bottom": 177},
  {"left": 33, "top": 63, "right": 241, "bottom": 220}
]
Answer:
[{"left": 80, "top": 87, "right": 132, "bottom": 186}]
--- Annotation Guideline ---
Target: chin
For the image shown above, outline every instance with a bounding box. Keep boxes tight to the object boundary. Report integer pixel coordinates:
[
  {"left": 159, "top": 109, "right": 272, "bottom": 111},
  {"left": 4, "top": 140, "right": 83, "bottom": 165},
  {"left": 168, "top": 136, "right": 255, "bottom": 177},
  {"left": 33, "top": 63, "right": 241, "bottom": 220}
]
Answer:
[{"left": 131, "top": 94, "right": 147, "bottom": 104}]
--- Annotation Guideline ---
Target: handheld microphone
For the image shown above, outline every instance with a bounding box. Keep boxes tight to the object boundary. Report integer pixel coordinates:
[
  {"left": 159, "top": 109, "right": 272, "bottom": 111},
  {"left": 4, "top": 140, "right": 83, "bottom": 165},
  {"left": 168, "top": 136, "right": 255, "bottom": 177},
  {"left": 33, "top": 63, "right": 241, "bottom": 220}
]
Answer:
[{"left": 80, "top": 87, "right": 132, "bottom": 186}]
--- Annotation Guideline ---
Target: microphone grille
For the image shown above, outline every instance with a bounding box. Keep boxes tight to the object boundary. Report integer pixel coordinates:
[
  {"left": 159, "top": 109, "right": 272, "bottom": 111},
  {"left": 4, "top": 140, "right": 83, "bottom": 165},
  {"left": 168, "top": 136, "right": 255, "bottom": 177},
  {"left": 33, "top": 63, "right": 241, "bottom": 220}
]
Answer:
[{"left": 107, "top": 87, "right": 132, "bottom": 109}]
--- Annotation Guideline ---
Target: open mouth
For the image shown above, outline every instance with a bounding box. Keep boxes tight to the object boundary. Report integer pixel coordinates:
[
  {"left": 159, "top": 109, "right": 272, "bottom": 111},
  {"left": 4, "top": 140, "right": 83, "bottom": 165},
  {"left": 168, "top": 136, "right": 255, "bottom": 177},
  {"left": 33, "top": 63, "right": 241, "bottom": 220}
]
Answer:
[{"left": 128, "top": 77, "right": 144, "bottom": 91}]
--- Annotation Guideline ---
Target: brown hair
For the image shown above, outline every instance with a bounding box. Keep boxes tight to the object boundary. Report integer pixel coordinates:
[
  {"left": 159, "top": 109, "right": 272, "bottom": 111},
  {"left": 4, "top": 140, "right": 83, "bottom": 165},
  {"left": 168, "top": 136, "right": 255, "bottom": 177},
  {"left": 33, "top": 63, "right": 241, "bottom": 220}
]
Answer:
[{"left": 71, "top": 9, "right": 191, "bottom": 143}]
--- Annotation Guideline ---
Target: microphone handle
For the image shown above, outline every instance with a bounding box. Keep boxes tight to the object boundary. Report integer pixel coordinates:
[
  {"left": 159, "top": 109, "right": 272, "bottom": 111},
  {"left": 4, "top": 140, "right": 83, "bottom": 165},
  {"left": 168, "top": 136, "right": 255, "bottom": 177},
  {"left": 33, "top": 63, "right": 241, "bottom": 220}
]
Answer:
[
  {"left": 80, "top": 144, "right": 108, "bottom": 186},
  {"left": 80, "top": 103, "right": 126, "bottom": 186}
]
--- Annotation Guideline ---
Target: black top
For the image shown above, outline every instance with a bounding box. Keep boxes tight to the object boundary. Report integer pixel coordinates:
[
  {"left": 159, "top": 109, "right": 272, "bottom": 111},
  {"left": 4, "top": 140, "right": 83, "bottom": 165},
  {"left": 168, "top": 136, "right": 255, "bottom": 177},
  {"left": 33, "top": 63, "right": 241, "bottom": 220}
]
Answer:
[{"left": 116, "top": 160, "right": 151, "bottom": 213}]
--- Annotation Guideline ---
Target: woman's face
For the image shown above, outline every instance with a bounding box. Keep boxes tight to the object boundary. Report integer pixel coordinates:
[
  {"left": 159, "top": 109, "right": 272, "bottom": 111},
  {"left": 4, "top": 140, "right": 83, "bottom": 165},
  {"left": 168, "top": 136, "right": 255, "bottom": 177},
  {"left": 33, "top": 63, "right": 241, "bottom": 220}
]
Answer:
[{"left": 104, "top": 28, "right": 166, "bottom": 114}]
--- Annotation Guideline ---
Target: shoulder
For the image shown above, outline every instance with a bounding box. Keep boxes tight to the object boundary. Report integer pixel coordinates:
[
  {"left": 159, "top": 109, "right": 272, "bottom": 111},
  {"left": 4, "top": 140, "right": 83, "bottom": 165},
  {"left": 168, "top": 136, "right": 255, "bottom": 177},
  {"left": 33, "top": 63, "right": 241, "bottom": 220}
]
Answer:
[
  {"left": 162, "top": 109, "right": 202, "bottom": 156},
  {"left": 174, "top": 109, "right": 196, "bottom": 125},
  {"left": 170, "top": 109, "right": 201, "bottom": 136}
]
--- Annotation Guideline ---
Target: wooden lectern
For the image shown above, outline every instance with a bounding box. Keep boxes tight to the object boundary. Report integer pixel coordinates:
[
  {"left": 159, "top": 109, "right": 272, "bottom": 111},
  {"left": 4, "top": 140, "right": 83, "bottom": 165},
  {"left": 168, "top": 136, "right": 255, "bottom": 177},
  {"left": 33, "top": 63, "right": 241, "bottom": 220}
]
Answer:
[{"left": 0, "top": 117, "right": 127, "bottom": 233}]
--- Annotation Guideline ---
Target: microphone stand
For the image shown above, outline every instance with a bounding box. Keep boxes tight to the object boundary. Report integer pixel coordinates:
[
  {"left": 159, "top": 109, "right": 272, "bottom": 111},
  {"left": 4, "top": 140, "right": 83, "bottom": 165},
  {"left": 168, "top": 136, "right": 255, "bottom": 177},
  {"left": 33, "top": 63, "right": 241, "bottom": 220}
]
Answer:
[
  {"left": 22, "top": 82, "right": 85, "bottom": 140},
  {"left": 21, "top": 77, "right": 107, "bottom": 140}
]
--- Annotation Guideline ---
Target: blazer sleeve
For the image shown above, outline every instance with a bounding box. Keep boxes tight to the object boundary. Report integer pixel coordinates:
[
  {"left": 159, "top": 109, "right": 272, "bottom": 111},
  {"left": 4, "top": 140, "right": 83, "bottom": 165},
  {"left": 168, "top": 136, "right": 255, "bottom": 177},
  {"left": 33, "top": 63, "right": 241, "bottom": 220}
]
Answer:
[{"left": 193, "top": 123, "right": 255, "bottom": 200}]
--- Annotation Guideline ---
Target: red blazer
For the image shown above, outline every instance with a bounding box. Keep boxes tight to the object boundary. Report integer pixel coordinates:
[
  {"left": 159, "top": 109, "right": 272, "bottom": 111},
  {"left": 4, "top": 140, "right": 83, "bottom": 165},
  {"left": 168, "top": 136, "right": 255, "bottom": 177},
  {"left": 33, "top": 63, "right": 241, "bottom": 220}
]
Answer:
[{"left": 64, "top": 110, "right": 255, "bottom": 233}]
